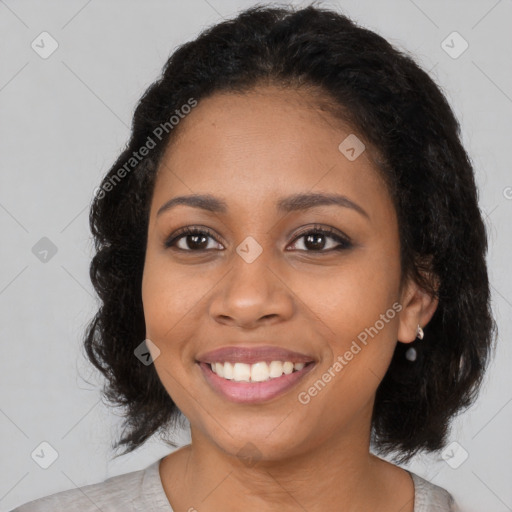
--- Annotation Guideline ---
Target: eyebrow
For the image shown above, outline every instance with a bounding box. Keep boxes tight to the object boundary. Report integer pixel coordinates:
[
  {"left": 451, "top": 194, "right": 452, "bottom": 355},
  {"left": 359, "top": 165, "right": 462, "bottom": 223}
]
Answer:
[{"left": 156, "top": 192, "right": 369, "bottom": 219}]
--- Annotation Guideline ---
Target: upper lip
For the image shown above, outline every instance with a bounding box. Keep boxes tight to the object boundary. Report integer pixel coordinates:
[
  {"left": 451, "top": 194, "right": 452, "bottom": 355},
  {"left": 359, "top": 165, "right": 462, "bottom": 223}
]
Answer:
[{"left": 196, "top": 345, "right": 316, "bottom": 365}]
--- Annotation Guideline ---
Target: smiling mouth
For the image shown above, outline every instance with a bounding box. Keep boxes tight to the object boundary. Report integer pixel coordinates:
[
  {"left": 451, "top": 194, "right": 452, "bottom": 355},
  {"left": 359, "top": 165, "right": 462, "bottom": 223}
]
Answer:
[
  {"left": 197, "top": 360, "right": 316, "bottom": 404},
  {"left": 206, "top": 360, "right": 314, "bottom": 382}
]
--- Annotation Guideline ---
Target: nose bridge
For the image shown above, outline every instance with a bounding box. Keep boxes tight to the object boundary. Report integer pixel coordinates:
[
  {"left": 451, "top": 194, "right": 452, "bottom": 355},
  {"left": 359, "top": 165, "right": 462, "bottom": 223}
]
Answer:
[
  {"left": 210, "top": 239, "right": 294, "bottom": 327},
  {"left": 231, "top": 241, "right": 273, "bottom": 295}
]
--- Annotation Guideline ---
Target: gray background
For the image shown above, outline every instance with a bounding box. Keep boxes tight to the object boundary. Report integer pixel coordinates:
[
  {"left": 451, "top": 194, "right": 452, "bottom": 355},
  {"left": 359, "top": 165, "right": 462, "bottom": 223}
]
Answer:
[{"left": 1, "top": 0, "right": 511, "bottom": 510}]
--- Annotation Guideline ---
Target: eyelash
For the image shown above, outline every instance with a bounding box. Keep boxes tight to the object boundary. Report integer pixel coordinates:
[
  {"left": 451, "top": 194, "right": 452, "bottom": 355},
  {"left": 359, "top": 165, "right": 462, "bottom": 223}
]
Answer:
[{"left": 164, "top": 224, "right": 353, "bottom": 253}]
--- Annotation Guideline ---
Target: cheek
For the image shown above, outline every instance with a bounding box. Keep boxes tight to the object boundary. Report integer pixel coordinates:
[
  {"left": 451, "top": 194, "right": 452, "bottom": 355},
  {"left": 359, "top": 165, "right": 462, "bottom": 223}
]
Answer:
[
  {"left": 333, "top": 256, "right": 401, "bottom": 379},
  {"left": 142, "top": 252, "right": 209, "bottom": 338},
  {"left": 289, "top": 246, "right": 402, "bottom": 388},
  {"left": 292, "top": 249, "right": 400, "bottom": 335},
  {"left": 292, "top": 263, "right": 401, "bottom": 433},
  {"left": 141, "top": 256, "right": 203, "bottom": 404}
]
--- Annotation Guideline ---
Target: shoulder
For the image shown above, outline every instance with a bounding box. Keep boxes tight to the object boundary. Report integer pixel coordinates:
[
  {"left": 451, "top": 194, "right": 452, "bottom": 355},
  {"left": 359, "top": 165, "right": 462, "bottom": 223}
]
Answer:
[
  {"left": 10, "top": 460, "right": 163, "bottom": 512},
  {"left": 409, "top": 471, "right": 460, "bottom": 512}
]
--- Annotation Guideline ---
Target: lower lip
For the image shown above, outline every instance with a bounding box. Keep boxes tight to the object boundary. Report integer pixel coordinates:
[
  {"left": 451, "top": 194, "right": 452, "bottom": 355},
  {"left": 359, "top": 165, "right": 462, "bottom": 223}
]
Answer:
[{"left": 197, "top": 361, "right": 316, "bottom": 404}]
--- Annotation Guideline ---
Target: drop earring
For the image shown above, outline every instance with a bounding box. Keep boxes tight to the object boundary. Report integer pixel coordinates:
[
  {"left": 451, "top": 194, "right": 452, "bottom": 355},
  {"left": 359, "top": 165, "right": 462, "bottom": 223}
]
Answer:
[{"left": 405, "top": 324, "right": 423, "bottom": 362}]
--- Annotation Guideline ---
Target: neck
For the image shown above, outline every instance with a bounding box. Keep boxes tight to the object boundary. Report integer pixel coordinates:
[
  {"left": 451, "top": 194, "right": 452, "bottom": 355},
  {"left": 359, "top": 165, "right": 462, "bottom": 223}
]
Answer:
[{"left": 159, "top": 411, "right": 414, "bottom": 511}]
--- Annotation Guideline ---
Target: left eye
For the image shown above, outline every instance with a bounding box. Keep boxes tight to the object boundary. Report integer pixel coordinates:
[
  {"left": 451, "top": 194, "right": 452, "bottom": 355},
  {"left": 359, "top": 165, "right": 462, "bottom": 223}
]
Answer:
[{"left": 287, "top": 228, "right": 352, "bottom": 252}]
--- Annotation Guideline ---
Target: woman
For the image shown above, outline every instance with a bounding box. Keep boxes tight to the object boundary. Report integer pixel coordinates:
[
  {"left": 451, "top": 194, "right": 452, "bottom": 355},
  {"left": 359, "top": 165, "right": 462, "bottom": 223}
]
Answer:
[{"left": 13, "top": 4, "right": 495, "bottom": 511}]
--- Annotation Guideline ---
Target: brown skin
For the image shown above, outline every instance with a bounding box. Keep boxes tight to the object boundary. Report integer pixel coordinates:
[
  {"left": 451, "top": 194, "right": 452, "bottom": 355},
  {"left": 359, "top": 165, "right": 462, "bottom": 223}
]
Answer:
[{"left": 141, "top": 86, "right": 438, "bottom": 512}]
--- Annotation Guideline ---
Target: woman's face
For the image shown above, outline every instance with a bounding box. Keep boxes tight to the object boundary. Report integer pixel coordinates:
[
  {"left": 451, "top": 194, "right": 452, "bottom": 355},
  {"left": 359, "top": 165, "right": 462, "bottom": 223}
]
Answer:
[{"left": 142, "top": 86, "right": 422, "bottom": 461}]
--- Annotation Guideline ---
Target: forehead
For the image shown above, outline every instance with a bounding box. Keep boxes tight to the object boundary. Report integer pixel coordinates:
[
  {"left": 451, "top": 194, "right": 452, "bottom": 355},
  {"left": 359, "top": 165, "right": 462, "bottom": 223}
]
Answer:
[{"left": 151, "top": 86, "right": 391, "bottom": 219}]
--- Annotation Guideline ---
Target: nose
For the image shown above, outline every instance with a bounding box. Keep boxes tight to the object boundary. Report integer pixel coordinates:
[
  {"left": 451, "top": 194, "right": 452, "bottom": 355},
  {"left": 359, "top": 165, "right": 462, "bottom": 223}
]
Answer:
[{"left": 209, "top": 252, "right": 295, "bottom": 329}]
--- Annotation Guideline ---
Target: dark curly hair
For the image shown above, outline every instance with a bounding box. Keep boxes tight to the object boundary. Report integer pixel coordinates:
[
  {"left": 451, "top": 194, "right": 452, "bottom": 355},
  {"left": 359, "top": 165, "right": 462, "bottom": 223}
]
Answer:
[{"left": 83, "top": 2, "right": 496, "bottom": 463}]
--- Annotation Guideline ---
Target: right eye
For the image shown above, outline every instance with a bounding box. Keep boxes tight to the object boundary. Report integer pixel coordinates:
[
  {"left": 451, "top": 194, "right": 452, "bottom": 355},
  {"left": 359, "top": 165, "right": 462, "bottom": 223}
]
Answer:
[{"left": 164, "top": 227, "right": 224, "bottom": 251}]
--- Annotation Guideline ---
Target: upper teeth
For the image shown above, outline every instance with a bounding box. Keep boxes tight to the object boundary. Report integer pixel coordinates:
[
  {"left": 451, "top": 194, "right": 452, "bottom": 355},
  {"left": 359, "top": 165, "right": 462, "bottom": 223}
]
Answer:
[{"left": 210, "top": 361, "right": 306, "bottom": 382}]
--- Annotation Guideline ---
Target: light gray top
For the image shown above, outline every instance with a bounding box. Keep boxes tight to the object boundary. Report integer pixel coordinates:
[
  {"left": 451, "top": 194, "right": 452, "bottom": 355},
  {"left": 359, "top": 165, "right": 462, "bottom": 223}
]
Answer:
[{"left": 11, "top": 458, "right": 458, "bottom": 511}]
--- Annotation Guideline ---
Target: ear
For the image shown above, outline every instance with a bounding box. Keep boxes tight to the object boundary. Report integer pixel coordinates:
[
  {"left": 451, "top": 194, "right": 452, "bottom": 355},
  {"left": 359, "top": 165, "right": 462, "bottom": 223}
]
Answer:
[{"left": 397, "top": 274, "right": 439, "bottom": 343}]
